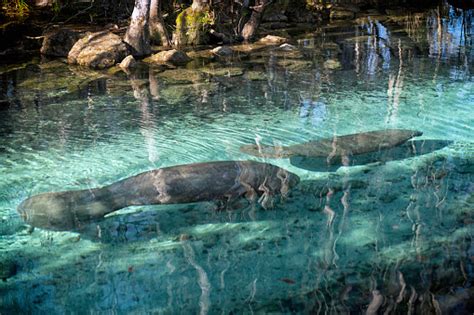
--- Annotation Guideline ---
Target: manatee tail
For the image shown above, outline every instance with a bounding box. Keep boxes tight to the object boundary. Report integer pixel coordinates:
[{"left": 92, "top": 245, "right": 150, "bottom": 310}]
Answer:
[{"left": 239, "top": 143, "right": 294, "bottom": 158}]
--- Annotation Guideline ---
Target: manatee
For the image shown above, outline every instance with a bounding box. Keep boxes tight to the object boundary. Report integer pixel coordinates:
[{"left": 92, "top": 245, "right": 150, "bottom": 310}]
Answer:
[
  {"left": 240, "top": 129, "right": 423, "bottom": 159},
  {"left": 17, "top": 161, "right": 300, "bottom": 231},
  {"left": 290, "top": 139, "right": 452, "bottom": 172}
]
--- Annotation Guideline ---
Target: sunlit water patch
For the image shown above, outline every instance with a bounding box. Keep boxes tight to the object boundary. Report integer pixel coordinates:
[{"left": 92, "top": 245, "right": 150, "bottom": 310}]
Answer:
[{"left": 0, "top": 3, "right": 473, "bottom": 314}]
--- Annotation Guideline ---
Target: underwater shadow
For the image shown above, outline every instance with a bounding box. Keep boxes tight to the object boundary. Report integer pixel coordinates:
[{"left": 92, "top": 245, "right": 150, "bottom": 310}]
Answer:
[
  {"left": 74, "top": 201, "right": 278, "bottom": 244},
  {"left": 290, "top": 139, "right": 453, "bottom": 172}
]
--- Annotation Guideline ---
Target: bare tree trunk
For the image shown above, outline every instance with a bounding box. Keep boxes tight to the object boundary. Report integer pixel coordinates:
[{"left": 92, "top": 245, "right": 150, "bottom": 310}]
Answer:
[
  {"left": 241, "top": 0, "right": 271, "bottom": 41},
  {"left": 124, "top": 0, "right": 151, "bottom": 57},
  {"left": 149, "top": 0, "right": 171, "bottom": 46}
]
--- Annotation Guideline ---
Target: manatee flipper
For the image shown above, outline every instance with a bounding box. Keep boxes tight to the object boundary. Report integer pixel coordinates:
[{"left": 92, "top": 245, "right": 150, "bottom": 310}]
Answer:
[{"left": 215, "top": 182, "right": 257, "bottom": 211}]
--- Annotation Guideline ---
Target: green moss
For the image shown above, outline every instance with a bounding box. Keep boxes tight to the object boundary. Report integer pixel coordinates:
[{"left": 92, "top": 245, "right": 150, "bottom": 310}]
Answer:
[{"left": 175, "top": 6, "right": 214, "bottom": 46}]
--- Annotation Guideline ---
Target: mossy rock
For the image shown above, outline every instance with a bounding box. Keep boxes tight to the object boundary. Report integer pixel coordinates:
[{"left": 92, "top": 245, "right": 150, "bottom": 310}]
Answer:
[
  {"left": 245, "top": 71, "right": 267, "bottom": 81},
  {"left": 187, "top": 49, "right": 215, "bottom": 60},
  {"left": 17, "top": 69, "right": 95, "bottom": 92},
  {"left": 157, "top": 68, "right": 207, "bottom": 84},
  {"left": 276, "top": 59, "right": 313, "bottom": 71},
  {"left": 160, "top": 82, "right": 217, "bottom": 105},
  {"left": 232, "top": 43, "right": 269, "bottom": 54},
  {"left": 200, "top": 65, "right": 244, "bottom": 77},
  {"left": 174, "top": 6, "right": 214, "bottom": 46}
]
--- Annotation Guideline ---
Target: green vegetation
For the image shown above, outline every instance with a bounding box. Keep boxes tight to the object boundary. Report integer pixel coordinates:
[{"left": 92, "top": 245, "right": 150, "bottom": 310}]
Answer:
[{"left": 1, "top": 0, "right": 30, "bottom": 19}]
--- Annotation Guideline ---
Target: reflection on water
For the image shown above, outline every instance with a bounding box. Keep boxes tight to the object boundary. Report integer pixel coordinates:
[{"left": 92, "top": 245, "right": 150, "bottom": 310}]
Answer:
[{"left": 0, "top": 2, "right": 473, "bottom": 314}]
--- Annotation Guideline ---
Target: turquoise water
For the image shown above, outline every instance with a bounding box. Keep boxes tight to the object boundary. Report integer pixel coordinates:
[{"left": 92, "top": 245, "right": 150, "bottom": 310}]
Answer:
[{"left": 1, "top": 5, "right": 473, "bottom": 314}]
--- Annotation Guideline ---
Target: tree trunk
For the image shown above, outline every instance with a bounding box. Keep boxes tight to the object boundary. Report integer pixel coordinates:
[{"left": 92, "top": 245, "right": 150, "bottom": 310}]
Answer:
[
  {"left": 149, "top": 0, "right": 171, "bottom": 46},
  {"left": 241, "top": 0, "right": 271, "bottom": 41},
  {"left": 192, "top": 0, "right": 209, "bottom": 10},
  {"left": 124, "top": 0, "right": 152, "bottom": 57}
]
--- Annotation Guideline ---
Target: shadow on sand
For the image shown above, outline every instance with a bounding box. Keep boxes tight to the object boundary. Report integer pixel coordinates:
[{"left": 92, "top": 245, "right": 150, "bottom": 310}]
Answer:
[{"left": 290, "top": 139, "right": 453, "bottom": 172}]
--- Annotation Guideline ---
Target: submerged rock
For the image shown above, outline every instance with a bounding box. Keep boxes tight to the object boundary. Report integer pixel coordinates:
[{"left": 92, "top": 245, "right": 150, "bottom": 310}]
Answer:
[
  {"left": 330, "top": 8, "right": 356, "bottom": 20},
  {"left": 200, "top": 65, "right": 244, "bottom": 77},
  {"left": 211, "top": 46, "right": 234, "bottom": 57},
  {"left": 41, "top": 27, "right": 83, "bottom": 57},
  {"left": 258, "top": 35, "right": 288, "bottom": 45},
  {"left": 329, "top": 4, "right": 360, "bottom": 20},
  {"left": 68, "top": 32, "right": 128, "bottom": 69},
  {"left": 277, "top": 59, "right": 313, "bottom": 71},
  {"left": 0, "top": 259, "right": 17, "bottom": 281},
  {"left": 323, "top": 59, "right": 342, "bottom": 70},
  {"left": 157, "top": 68, "right": 206, "bottom": 84},
  {"left": 245, "top": 70, "right": 267, "bottom": 81},
  {"left": 144, "top": 49, "right": 191, "bottom": 66}
]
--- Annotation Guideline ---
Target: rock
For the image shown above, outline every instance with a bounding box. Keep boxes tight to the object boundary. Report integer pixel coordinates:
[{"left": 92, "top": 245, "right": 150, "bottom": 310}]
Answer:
[
  {"left": 231, "top": 43, "right": 269, "bottom": 53},
  {"left": 119, "top": 55, "right": 137, "bottom": 70},
  {"left": 0, "top": 259, "right": 17, "bottom": 281},
  {"left": 211, "top": 46, "right": 234, "bottom": 57},
  {"left": 277, "top": 59, "right": 313, "bottom": 71},
  {"left": 330, "top": 7, "right": 357, "bottom": 20},
  {"left": 41, "top": 27, "right": 83, "bottom": 57},
  {"left": 330, "top": 9, "right": 355, "bottom": 20},
  {"left": 324, "top": 59, "right": 342, "bottom": 70},
  {"left": 321, "top": 42, "right": 341, "bottom": 53},
  {"left": 68, "top": 32, "right": 128, "bottom": 69},
  {"left": 187, "top": 49, "right": 215, "bottom": 60},
  {"left": 379, "top": 193, "right": 398, "bottom": 204},
  {"left": 144, "top": 49, "right": 191, "bottom": 66},
  {"left": 263, "top": 13, "right": 288, "bottom": 22},
  {"left": 258, "top": 35, "right": 288, "bottom": 45},
  {"left": 160, "top": 85, "right": 193, "bottom": 105},
  {"left": 157, "top": 68, "right": 205, "bottom": 84},
  {"left": 0, "top": 100, "right": 10, "bottom": 110},
  {"left": 201, "top": 66, "right": 244, "bottom": 77},
  {"left": 245, "top": 71, "right": 267, "bottom": 81},
  {"left": 278, "top": 43, "right": 297, "bottom": 51}
]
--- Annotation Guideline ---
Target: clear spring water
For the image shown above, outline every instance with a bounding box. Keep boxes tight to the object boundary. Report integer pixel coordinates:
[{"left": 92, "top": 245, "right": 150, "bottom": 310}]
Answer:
[{"left": 0, "top": 5, "right": 473, "bottom": 314}]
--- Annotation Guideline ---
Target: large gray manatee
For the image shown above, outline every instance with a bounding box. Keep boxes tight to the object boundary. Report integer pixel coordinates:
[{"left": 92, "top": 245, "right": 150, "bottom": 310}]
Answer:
[
  {"left": 240, "top": 129, "right": 423, "bottom": 159},
  {"left": 17, "top": 161, "right": 300, "bottom": 231}
]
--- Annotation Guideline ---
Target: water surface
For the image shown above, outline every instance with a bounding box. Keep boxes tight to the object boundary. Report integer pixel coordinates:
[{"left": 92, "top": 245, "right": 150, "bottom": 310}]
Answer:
[{"left": 0, "top": 4, "right": 473, "bottom": 314}]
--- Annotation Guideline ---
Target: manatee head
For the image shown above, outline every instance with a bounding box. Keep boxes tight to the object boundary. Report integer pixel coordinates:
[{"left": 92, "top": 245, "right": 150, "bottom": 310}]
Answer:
[{"left": 412, "top": 130, "right": 423, "bottom": 137}]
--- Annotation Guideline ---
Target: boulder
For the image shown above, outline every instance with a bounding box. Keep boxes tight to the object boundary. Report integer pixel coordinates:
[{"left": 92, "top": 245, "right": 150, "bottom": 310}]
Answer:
[
  {"left": 119, "top": 55, "right": 137, "bottom": 70},
  {"left": 258, "top": 35, "right": 288, "bottom": 45},
  {"left": 211, "top": 46, "right": 234, "bottom": 57},
  {"left": 68, "top": 32, "right": 128, "bottom": 69},
  {"left": 41, "top": 27, "right": 83, "bottom": 57},
  {"left": 144, "top": 49, "right": 191, "bottom": 65}
]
